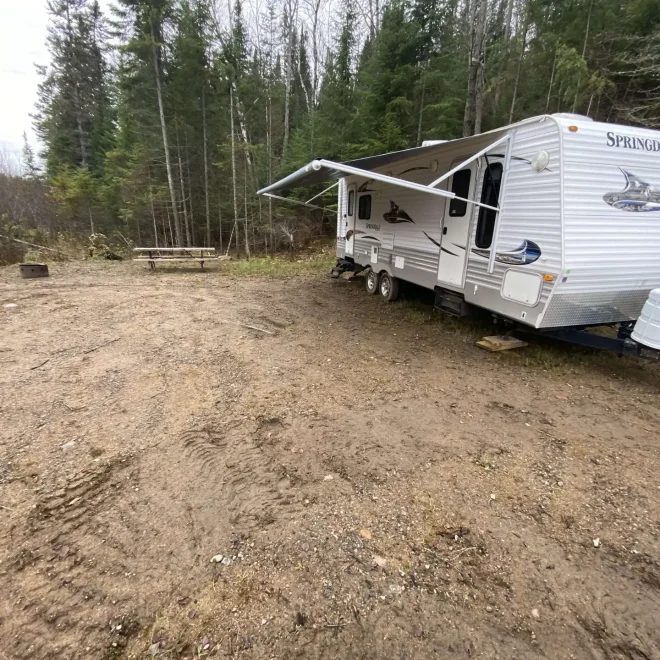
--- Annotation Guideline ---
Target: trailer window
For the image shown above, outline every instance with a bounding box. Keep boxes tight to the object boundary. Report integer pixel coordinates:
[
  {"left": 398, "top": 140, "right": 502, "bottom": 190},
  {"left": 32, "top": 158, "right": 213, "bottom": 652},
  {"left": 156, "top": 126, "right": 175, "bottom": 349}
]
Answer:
[
  {"left": 358, "top": 194, "right": 372, "bottom": 220},
  {"left": 475, "top": 162, "right": 503, "bottom": 249},
  {"left": 347, "top": 189, "right": 355, "bottom": 216},
  {"left": 448, "top": 169, "right": 471, "bottom": 217}
]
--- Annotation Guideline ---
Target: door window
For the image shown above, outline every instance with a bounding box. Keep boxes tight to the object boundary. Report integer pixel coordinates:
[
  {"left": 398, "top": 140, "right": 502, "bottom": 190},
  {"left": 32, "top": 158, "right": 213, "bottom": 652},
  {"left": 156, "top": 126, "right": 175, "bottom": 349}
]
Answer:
[
  {"left": 448, "top": 169, "right": 471, "bottom": 217},
  {"left": 475, "top": 162, "right": 503, "bottom": 249},
  {"left": 358, "top": 194, "right": 372, "bottom": 219},
  {"left": 347, "top": 189, "right": 355, "bottom": 216}
]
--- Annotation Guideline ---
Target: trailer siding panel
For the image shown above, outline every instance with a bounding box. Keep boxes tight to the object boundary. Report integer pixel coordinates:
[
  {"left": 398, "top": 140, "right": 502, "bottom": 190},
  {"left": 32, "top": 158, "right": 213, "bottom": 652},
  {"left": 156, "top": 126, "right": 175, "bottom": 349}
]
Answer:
[
  {"left": 343, "top": 132, "right": 509, "bottom": 288},
  {"left": 543, "top": 118, "right": 660, "bottom": 326},
  {"left": 464, "top": 120, "right": 562, "bottom": 327}
]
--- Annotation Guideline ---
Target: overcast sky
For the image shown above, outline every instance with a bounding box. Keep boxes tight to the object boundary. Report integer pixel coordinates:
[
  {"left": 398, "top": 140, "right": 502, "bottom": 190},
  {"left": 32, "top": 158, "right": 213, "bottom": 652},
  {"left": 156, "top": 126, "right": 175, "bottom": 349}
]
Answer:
[{"left": 0, "top": 0, "right": 52, "bottom": 153}]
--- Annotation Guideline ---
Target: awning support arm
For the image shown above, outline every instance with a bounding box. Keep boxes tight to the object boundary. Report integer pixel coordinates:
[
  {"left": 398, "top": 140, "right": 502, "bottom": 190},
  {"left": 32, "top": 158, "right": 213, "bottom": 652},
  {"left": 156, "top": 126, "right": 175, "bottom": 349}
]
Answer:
[
  {"left": 261, "top": 192, "right": 336, "bottom": 214},
  {"left": 315, "top": 159, "right": 500, "bottom": 213},
  {"left": 306, "top": 180, "right": 338, "bottom": 205},
  {"left": 316, "top": 159, "right": 455, "bottom": 201},
  {"left": 428, "top": 134, "right": 511, "bottom": 189}
]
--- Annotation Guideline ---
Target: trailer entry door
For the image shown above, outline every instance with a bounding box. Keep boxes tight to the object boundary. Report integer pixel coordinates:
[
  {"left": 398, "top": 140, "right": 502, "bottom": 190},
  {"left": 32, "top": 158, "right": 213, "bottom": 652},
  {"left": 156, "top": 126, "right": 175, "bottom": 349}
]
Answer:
[
  {"left": 437, "top": 160, "right": 477, "bottom": 288},
  {"left": 345, "top": 182, "right": 357, "bottom": 257}
]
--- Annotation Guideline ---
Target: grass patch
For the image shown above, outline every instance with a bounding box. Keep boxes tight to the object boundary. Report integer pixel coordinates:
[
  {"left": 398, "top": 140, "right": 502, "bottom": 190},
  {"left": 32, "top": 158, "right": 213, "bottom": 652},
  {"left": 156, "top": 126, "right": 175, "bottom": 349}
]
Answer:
[
  {"left": 381, "top": 283, "right": 626, "bottom": 370},
  {"left": 394, "top": 298, "right": 437, "bottom": 325},
  {"left": 217, "top": 253, "right": 336, "bottom": 277}
]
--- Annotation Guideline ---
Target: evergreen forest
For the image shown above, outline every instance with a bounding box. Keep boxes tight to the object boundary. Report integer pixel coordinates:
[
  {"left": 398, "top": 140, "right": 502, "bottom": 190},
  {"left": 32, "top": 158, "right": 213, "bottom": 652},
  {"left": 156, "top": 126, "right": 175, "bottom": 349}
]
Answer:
[{"left": 3, "top": 0, "right": 660, "bottom": 258}]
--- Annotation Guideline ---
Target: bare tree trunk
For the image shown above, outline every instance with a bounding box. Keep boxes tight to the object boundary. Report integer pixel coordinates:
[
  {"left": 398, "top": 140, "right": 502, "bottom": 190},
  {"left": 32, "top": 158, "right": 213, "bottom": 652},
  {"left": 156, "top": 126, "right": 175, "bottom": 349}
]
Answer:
[
  {"left": 162, "top": 211, "right": 169, "bottom": 247},
  {"left": 230, "top": 87, "right": 240, "bottom": 254},
  {"left": 508, "top": 18, "right": 528, "bottom": 124},
  {"left": 266, "top": 98, "right": 274, "bottom": 251},
  {"left": 149, "top": 184, "right": 158, "bottom": 247},
  {"left": 87, "top": 204, "right": 95, "bottom": 235},
  {"left": 232, "top": 83, "right": 254, "bottom": 170},
  {"left": 257, "top": 191, "right": 263, "bottom": 254},
  {"left": 367, "top": 0, "right": 375, "bottom": 37},
  {"left": 310, "top": 0, "right": 321, "bottom": 104},
  {"left": 166, "top": 203, "right": 175, "bottom": 247},
  {"left": 243, "top": 154, "right": 250, "bottom": 258},
  {"left": 217, "top": 193, "right": 223, "bottom": 252},
  {"left": 151, "top": 21, "right": 182, "bottom": 247},
  {"left": 202, "top": 87, "right": 211, "bottom": 248},
  {"left": 573, "top": 0, "right": 594, "bottom": 113},
  {"left": 545, "top": 49, "right": 558, "bottom": 114},
  {"left": 463, "top": 0, "right": 477, "bottom": 136},
  {"left": 184, "top": 133, "right": 196, "bottom": 245},
  {"left": 297, "top": 47, "right": 313, "bottom": 113},
  {"left": 147, "top": 166, "right": 159, "bottom": 247},
  {"left": 474, "top": 0, "right": 488, "bottom": 134},
  {"left": 463, "top": 0, "right": 487, "bottom": 137},
  {"left": 493, "top": 0, "right": 513, "bottom": 112},
  {"left": 134, "top": 213, "right": 142, "bottom": 245},
  {"left": 281, "top": 0, "right": 298, "bottom": 159},
  {"left": 176, "top": 124, "right": 191, "bottom": 247},
  {"left": 417, "top": 74, "right": 426, "bottom": 145},
  {"left": 474, "top": 43, "right": 487, "bottom": 132}
]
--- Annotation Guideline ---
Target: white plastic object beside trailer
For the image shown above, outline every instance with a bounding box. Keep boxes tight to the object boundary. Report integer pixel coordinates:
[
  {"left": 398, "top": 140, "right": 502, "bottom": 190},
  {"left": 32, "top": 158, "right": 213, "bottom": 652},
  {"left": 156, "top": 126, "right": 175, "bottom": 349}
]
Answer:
[
  {"left": 258, "top": 113, "right": 660, "bottom": 347},
  {"left": 632, "top": 289, "right": 660, "bottom": 349}
]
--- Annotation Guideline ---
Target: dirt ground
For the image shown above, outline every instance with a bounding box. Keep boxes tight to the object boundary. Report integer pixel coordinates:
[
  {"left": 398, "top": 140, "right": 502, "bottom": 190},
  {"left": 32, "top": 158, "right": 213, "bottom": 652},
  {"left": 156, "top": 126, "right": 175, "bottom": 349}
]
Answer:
[{"left": 1, "top": 259, "right": 659, "bottom": 660}]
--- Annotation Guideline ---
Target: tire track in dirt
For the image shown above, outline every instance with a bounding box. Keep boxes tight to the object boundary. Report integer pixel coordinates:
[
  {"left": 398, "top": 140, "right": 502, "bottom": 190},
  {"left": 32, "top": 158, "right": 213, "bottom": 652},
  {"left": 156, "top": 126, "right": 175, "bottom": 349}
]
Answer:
[
  {"left": 181, "top": 420, "right": 298, "bottom": 530},
  {"left": 3, "top": 454, "right": 137, "bottom": 659},
  {"left": 28, "top": 453, "right": 135, "bottom": 540}
]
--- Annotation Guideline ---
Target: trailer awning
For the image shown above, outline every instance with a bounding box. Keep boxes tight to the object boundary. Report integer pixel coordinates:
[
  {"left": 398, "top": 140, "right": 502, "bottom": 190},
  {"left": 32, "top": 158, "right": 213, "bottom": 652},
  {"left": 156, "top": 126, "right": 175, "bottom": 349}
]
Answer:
[
  {"left": 257, "top": 130, "right": 509, "bottom": 197},
  {"left": 257, "top": 144, "right": 455, "bottom": 195},
  {"left": 256, "top": 131, "right": 512, "bottom": 221}
]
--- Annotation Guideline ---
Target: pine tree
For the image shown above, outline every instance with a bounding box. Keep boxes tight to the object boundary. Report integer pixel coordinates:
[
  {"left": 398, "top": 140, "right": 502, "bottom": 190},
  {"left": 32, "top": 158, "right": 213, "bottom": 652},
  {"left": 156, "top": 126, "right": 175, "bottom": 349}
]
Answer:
[
  {"left": 35, "top": 0, "right": 112, "bottom": 176},
  {"left": 13, "top": 0, "right": 657, "bottom": 253},
  {"left": 21, "top": 133, "right": 40, "bottom": 179},
  {"left": 34, "top": 0, "right": 113, "bottom": 233}
]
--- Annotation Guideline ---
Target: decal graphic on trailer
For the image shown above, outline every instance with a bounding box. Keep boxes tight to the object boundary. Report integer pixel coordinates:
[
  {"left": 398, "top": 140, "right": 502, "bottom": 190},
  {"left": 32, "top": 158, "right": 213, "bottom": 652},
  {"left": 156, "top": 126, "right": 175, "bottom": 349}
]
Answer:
[
  {"left": 471, "top": 240, "right": 542, "bottom": 265},
  {"left": 383, "top": 201, "right": 414, "bottom": 224},
  {"left": 603, "top": 169, "right": 660, "bottom": 212},
  {"left": 346, "top": 229, "right": 381, "bottom": 242},
  {"left": 423, "top": 232, "right": 465, "bottom": 257}
]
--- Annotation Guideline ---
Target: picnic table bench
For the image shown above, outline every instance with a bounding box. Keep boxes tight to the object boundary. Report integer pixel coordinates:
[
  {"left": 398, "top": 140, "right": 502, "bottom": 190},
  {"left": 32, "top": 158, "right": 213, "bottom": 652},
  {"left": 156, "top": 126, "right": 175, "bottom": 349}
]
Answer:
[{"left": 133, "top": 247, "right": 227, "bottom": 269}]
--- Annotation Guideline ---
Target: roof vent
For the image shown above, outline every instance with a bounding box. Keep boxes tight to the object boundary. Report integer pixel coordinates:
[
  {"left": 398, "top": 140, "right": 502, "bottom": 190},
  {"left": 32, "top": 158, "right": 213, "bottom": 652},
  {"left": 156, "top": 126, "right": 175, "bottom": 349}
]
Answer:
[
  {"left": 552, "top": 113, "right": 594, "bottom": 122},
  {"left": 422, "top": 140, "right": 448, "bottom": 147}
]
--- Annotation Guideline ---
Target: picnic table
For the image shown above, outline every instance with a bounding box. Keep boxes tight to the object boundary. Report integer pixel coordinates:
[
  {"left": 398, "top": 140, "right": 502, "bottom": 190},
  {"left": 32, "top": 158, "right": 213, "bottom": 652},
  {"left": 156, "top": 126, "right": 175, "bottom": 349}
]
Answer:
[{"left": 133, "top": 247, "right": 226, "bottom": 270}]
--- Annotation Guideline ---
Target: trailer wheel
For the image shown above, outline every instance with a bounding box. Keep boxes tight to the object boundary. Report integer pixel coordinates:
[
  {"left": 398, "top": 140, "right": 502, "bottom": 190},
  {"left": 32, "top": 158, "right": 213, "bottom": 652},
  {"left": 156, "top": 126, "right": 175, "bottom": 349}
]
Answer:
[
  {"left": 365, "top": 269, "right": 380, "bottom": 295},
  {"left": 379, "top": 272, "right": 399, "bottom": 302}
]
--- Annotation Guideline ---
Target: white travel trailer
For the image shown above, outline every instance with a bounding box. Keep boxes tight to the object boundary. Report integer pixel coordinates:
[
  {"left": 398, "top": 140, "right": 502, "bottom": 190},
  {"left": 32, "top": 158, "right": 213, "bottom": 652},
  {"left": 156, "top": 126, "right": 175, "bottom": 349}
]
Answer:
[{"left": 258, "top": 114, "right": 660, "bottom": 356}]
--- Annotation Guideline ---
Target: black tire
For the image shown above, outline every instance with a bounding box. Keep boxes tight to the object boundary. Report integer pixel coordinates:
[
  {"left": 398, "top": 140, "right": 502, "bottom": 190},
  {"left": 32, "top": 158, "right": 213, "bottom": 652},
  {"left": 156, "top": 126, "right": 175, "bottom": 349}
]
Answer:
[
  {"left": 365, "top": 269, "right": 380, "bottom": 295},
  {"left": 379, "top": 272, "right": 400, "bottom": 302}
]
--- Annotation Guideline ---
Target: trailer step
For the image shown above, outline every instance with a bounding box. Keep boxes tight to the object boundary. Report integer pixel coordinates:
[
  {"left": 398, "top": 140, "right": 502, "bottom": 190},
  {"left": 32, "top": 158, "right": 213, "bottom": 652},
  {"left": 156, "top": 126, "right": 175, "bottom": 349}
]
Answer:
[
  {"left": 434, "top": 290, "right": 469, "bottom": 317},
  {"left": 477, "top": 335, "right": 528, "bottom": 352}
]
